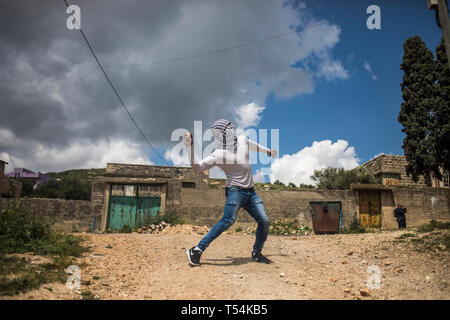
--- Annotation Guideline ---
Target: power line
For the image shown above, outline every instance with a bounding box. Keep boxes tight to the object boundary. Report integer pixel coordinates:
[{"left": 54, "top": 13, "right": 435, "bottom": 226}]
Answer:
[
  {"left": 105, "top": 21, "right": 329, "bottom": 69},
  {"left": 63, "top": 0, "right": 170, "bottom": 166},
  {"left": 3, "top": 16, "right": 327, "bottom": 123}
]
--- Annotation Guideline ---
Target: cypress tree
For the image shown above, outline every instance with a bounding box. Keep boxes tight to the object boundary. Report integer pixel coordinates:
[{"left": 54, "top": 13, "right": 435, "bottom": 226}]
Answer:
[
  {"left": 398, "top": 36, "right": 436, "bottom": 185},
  {"left": 432, "top": 39, "right": 450, "bottom": 178}
]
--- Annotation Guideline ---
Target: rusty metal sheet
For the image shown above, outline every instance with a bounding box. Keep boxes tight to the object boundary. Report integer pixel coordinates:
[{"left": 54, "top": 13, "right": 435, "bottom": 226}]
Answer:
[{"left": 309, "top": 201, "right": 341, "bottom": 234}]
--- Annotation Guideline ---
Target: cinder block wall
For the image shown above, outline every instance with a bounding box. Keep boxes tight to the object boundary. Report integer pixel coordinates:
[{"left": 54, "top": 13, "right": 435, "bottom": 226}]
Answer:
[
  {"left": 389, "top": 187, "right": 450, "bottom": 228},
  {"left": 179, "top": 188, "right": 358, "bottom": 228}
]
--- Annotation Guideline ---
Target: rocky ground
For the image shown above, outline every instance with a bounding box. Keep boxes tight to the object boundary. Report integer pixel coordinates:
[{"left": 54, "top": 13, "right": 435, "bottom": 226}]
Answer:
[{"left": 1, "top": 227, "right": 449, "bottom": 300}]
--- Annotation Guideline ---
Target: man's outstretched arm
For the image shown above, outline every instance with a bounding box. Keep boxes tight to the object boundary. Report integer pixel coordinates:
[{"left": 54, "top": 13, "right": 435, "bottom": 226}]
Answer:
[{"left": 246, "top": 136, "right": 277, "bottom": 158}]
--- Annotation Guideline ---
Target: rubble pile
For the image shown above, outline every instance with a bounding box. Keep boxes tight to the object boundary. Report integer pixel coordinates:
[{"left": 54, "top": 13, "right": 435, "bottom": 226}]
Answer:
[
  {"left": 244, "top": 218, "right": 313, "bottom": 235},
  {"left": 136, "top": 221, "right": 169, "bottom": 234},
  {"left": 136, "top": 222, "right": 210, "bottom": 235}
]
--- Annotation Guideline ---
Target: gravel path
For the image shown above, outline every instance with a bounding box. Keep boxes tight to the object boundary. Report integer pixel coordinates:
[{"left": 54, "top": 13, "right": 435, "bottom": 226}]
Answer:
[{"left": 3, "top": 229, "right": 449, "bottom": 300}]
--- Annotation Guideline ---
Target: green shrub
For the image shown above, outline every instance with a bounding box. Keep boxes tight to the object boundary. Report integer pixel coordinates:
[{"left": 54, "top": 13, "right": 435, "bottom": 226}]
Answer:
[
  {"left": 397, "top": 233, "right": 417, "bottom": 239},
  {"left": 117, "top": 225, "right": 133, "bottom": 233},
  {"left": 162, "top": 210, "right": 185, "bottom": 225},
  {"left": 0, "top": 201, "right": 88, "bottom": 295},
  {"left": 269, "top": 218, "right": 310, "bottom": 235},
  {"left": 0, "top": 202, "right": 86, "bottom": 256},
  {"left": 341, "top": 217, "right": 366, "bottom": 234},
  {"left": 311, "top": 167, "right": 377, "bottom": 190},
  {"left": 0, "top": 202, "right": 53, "bottom": 253},
  {"left": 21, "top": 178, "right": 91, "bottom": 200},
  {"left": 417, "top": 220, "right": 450, "bottom": 233},
  {"left": 80, "top": 289, "right": 98, "bottom": 300},
  {"left": 246, "top": 218, "right": 310, "bottom": 235}
]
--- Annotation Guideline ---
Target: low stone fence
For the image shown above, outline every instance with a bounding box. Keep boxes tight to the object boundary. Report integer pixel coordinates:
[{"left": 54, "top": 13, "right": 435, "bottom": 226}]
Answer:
[
  {"left": 0, "top": 198, "right": 103, "bottom": 232},
  {"left": 179, "top": 188, "right": 358, "bottom": 228}
]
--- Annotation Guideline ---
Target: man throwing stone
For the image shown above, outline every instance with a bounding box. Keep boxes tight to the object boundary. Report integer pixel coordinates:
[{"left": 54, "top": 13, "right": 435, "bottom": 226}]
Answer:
[{"left": 184, "top": 119, "right": 277, "bottom": 266}]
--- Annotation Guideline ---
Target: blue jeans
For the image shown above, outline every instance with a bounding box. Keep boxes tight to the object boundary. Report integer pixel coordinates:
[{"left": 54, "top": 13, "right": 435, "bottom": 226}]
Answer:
[{"left": 197, "top": 186, "right": 269, "bottom": 254}]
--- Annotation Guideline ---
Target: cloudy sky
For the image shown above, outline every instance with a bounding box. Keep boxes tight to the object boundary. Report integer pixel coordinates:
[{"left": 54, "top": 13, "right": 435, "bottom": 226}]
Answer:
[{"left": 0, "top": 0, "right": 444, "bottom": 185}]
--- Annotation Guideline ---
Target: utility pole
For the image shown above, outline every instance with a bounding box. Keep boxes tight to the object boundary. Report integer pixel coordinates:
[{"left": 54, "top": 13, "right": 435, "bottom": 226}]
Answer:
[{"left": 428, "top": 0, "right": 450, "bottom": 65}]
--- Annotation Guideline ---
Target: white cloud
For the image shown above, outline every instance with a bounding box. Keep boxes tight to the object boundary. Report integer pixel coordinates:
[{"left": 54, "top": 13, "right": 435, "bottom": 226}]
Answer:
[
  {"left": 32, "top": 140, "right": 152, "bottom": 172},
  {"left": 253, "top": 169, "right": 267, "bottom": 183},
  {"left": 364, "top": 61, "right": 377, "bottom": 81},
  {"left": 1, "top": 137, "right": 152, "bottom": 173},
  {"left": 1, "top": 1, "right": 349, "bottom": 173},
  {"left": 296, "top": 21, "right": 341, "bottom": 59},
  {"left": 234, "top": 102, "right": 265, "bottom": 129},
  {"left": 317, "top": 57, "right": 349, "bottom": 81},
  {"left": 0, "top": 152, "right": 24, "bottom": 174},
  {"left": 164, "top": 146, "right": 189, "bottom": 167},
  {"left": 296, "top": 21, "right": 349, "bottom": 81},
  {"left": 269, "top": 139, "right": 359, "bottom": 186},
  {"left": 0, "top": 128, "right": 24, "bottom": 148}
]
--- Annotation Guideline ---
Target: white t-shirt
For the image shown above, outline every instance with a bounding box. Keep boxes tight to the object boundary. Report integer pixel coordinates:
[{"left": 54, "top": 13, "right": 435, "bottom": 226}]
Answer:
[{"left": 188, "top": 135, "right": 270, "bottom": 188}]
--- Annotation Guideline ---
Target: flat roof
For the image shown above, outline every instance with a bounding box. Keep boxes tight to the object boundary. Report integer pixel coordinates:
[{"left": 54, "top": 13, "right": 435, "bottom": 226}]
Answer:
[{"left": 350, "top": 183, "right": 393, "bottom": 190}]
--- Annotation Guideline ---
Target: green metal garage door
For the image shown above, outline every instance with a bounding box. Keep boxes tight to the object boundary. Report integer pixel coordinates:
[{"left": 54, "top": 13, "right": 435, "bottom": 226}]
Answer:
[
  {"left": 107, "top": 184, "right": 161, "bottom": 231},
  {"left": 136, "top": 197, "right": 161, "bottom": 226}
]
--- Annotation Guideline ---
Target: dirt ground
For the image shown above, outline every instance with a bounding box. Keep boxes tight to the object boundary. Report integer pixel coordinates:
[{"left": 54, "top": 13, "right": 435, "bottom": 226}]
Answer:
[{"left": 2, "top": 229, "right": 449, "bottom": 300}]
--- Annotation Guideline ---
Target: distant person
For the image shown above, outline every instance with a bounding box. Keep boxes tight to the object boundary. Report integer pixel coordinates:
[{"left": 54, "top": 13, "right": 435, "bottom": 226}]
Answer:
[
  {"left": 183, "top": 119, "right": 277, "bottom": 266},
  {"left": 400, "top": 205, "right": 407, "bottom": 228},
  {"left": 394, "top": 204, "right": 407, "bottom": 229}
]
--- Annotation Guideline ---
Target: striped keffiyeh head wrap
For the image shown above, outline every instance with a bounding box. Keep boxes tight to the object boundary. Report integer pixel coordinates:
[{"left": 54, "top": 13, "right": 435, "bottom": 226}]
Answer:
[{"left": 211, "top": 119, "right": 238, "bottom": 152}]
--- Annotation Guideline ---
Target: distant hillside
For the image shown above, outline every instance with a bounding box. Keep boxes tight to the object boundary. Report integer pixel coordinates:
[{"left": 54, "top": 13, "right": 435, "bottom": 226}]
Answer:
[
  {"left": 45, "top": 168, "right": 106, "bottom": 183},
  {"left": 18, "top": 168, "right": 106, "bottom": 200}
]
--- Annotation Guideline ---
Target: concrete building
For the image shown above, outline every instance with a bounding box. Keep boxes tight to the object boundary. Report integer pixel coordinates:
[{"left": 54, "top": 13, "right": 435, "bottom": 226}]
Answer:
[
  {"left": 89, "top": 160, "right": 450, "bottom": 233},
  {"left": 360, "top": 154, "right": 449, "bottom": 188},
  {"left": 91, "top": 163, "right": 211, "bottom": 231},
  {"left": 1, "top": 156, "right": 449, "bottom": 233}
]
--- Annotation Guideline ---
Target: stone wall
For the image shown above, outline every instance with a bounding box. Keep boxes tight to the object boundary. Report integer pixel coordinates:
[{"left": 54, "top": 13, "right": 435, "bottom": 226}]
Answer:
[
  {"left": 2, "top": 161, "right": 448, "bottom": 233},
  {"left": 0, "top": 198, "right": 103, "bottom": 232},
  {"left": 178, "top": 188, "right": 358, "bottom": 228},
  {"left": 105, "top": 163, "right": 209, "bottom": 184},
  {"left": 361, "top": 155, "right": 428, "bottom": 187},
  {"left": 1, "top": 186, "right": 449, "bottom": 233},
  {"left": 389, "top": 187, "right": 450, "bottom": 228}
]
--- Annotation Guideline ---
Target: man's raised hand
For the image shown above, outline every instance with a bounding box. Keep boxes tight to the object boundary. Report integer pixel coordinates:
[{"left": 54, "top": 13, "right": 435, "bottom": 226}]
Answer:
[
  {"left": 183, "top": 131, "right": 193, "bottom": 146},
  {"left": 269, "top": 149, "right": 277, "bottom": 159}
]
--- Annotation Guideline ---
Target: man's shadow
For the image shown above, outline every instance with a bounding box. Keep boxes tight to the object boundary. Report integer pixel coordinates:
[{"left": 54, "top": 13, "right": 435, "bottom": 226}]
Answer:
[{"left": 200, "top": 254, "right": 285, "bottom": 267}]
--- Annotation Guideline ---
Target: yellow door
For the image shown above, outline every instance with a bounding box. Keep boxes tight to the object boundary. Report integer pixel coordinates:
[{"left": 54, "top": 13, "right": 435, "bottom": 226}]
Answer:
[{"left": 359, "top": 191, "right": 381, "bottom": 228}]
